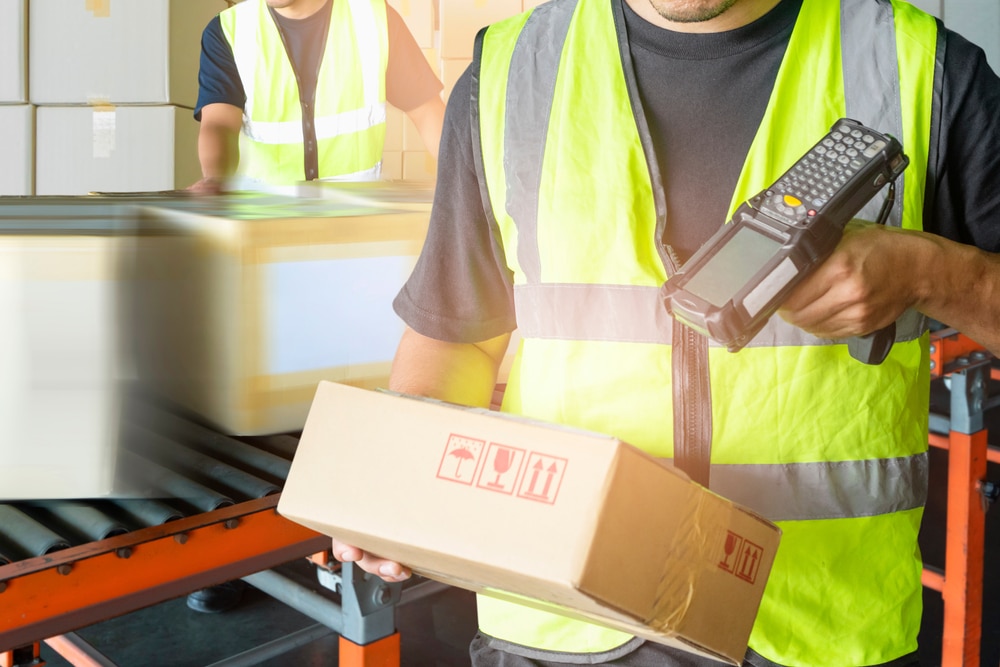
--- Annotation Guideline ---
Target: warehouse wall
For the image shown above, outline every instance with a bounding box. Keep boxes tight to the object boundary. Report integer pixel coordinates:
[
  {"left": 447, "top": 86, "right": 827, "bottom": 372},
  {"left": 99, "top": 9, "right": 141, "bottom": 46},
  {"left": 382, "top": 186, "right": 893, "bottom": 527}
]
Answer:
[{"left": 0, "top": 0, "right": 997, "bottom": 196}]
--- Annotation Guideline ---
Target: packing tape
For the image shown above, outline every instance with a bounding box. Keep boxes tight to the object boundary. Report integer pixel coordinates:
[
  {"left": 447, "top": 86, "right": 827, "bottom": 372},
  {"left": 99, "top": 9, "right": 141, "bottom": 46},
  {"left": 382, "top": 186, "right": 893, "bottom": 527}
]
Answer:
[
  {"left": 647, "top": 493, "right": 716, "bottom": 633},
  {"left": 85, "top": 0, "right": 111, "bottom": 18},
  {"left": 91, "top": 104, "right": 117, "bottom": 159}
]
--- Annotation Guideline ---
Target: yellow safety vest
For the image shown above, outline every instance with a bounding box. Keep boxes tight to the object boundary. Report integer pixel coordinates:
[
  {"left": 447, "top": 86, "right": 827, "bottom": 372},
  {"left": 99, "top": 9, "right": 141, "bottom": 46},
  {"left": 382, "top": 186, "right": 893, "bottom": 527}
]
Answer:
[
  {"left": 219, "top": 0, "right": 388, "bottom": 184},
  {"left": 474, "top": 0, "right": 938, "bottom": 664}
]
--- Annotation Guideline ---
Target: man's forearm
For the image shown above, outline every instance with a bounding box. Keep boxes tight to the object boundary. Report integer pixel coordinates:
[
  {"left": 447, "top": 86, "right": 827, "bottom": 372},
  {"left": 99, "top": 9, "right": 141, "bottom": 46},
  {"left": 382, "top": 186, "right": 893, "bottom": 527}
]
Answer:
[
  {"left": 909, "top": 230, "right": 1000, "bottom": 355},
  {"left": 389, "top": 327, "right": 510, "bottom": 408},
  {"left": 198, "top": 124, "right": 240, "bottom": 181}
]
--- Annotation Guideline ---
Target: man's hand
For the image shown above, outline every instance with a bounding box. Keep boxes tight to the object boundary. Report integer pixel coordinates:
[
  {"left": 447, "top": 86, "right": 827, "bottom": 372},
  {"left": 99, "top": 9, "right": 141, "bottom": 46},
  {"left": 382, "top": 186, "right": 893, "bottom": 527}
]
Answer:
[
  {"left": 185, "top": 176, "right": 227, "bottom": 196},
  {"left": 779, "top": 220, "right": 1000, "bottom": 357},
  {"left": 778, "top": 221, "right": 916, "bottom": 339},
  {"left": 331, "top": 538, "right": 411, "bottom": 582}
]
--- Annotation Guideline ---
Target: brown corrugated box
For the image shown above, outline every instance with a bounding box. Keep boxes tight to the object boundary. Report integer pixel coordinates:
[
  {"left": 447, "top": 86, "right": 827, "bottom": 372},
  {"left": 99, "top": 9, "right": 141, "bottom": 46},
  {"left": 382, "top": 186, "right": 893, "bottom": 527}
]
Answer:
[
  {"left": 127, "top": 185, "right": 433, "bottom": 436},
  {"left": 278, "top": 382, "right": 782, "bottom": 665}
]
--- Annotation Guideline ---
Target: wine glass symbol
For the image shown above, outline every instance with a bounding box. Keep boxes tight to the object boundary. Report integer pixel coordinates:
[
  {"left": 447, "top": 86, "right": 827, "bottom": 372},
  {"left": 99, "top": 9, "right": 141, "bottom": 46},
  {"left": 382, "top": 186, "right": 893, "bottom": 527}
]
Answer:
[
  {"left": 488, "top": 447, "right": 514, "bottom": 488},
  {"left": 720, "top": 532, "right": 738, "bottom": 570}
]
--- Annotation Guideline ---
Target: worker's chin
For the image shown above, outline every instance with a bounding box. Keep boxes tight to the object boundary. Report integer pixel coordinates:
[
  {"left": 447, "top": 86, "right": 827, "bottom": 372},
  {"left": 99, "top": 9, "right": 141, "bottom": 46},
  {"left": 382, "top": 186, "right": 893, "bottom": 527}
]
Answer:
[{"left": 646, "top": 0, "right": 740, "bottom": 23}]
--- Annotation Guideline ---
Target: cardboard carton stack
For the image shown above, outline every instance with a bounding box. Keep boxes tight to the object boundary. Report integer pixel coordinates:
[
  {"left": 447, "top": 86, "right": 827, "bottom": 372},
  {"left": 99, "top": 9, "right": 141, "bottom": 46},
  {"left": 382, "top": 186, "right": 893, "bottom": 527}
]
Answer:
[
  {"left": 0, "top": 0, "right": 31, "bottom": 196},
  {"left": 386, "top": 0, "right": 540, "bottom": 182},
  {"left": 29, "top": 0, "right": 224, "bottom": 195}
]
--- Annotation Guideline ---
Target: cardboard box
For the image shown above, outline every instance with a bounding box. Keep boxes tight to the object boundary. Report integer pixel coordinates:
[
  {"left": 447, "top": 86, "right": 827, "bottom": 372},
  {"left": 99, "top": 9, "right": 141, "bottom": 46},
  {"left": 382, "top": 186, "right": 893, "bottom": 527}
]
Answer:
[
  {"left": 127, "top": 184, "right": 433, "bottom": 436},
  {"left": 278, "top": 382, "right": 782, "bottom": 665},
  {"left": 0, "top": 215, "right": 126, "bottom": 499},
  {"left": 439, "top": 0, "right": 523, "bottom": 59},
  {"left": 402, "top": 150, "right": 437, "bottom": 182},
  {"left": 29, "top": 0, "right": 225, "bottom": 106},
  {"left": 0, "top": 105, "right": 33, "bottom": 196},
  {"left": 388, "top": 0, "right": 436, "bottom": 49},
  {"left": 35, "top": 105, "right": 201, "bottom": 196},
  {"left": 0, "top": 195, "right": 240, "bottom": 500},
  {"left": 440, "top": 58, "right": 472, "bottom": 102},
  {"left": 0, "top": 0, "right": 27, "bottom": 103}
]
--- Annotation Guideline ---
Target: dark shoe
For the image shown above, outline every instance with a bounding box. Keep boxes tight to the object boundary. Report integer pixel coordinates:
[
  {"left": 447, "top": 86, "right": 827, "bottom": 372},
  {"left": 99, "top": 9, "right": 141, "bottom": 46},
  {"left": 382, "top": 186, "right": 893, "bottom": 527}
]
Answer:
[{"left": 186, "top": 580, "right": 246, "bottom": 613}]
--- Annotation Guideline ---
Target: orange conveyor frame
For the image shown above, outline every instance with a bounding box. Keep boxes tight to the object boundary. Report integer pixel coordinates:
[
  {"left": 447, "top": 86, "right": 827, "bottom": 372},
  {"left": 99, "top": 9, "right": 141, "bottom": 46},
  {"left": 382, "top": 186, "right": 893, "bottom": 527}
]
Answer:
[
  {"left": 923, "top": 328, "right": 999, "bottom": 667},
  {"left": 0, "top": 495, "right": 402, "bottom": 667}
]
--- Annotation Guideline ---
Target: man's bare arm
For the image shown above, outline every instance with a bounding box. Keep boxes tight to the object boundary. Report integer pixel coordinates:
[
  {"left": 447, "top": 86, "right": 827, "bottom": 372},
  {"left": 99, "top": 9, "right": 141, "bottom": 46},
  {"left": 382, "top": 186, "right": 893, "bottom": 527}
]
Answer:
[
  {"left": 331, "top": 327, "right": 511, "bottom": 579},
  {"left": 188, "top": 103, "right": 243, "bottom": 194},
  {"left": 404, "top": 95, "right": 446, "bottom": 161},
  {"left": 780, "top": 222, "right": 1000, "bottom": 355}
]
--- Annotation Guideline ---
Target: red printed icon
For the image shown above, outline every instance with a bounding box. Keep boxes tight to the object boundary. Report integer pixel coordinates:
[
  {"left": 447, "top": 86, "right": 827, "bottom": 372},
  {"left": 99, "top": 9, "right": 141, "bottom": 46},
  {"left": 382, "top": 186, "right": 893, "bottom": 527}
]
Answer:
[
  {"left": 719, "top": 530, "right": 763, "bottom": 584},
  {"left": 517, "top": 453, "right": 567, "bottom": 504},
  {"left": 476, "top": 443, "right": 525, "bottom": 495},
  {"left": 437, "top": 434, "right": 486, "bottom": 485}
]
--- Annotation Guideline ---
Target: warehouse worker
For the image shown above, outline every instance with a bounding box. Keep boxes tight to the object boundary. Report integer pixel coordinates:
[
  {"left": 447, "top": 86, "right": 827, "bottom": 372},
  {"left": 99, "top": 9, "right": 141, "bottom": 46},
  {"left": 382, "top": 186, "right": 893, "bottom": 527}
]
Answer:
[
  {"left": 332, "top": 0, "right": 1000, "bottom": 665},
  {"left": 189, "top": 0, "right": 444, "bottom": 193}
]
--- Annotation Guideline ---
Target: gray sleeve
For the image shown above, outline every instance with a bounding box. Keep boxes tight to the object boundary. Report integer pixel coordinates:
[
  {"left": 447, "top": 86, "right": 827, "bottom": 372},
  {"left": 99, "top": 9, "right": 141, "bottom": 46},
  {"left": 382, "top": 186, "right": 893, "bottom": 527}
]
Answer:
[
  {"left": 392, "top": 66, "right": 517, "bottom": 343},
  {"left": 927, "top": 26, "right": 1000, "bottom": 252}
]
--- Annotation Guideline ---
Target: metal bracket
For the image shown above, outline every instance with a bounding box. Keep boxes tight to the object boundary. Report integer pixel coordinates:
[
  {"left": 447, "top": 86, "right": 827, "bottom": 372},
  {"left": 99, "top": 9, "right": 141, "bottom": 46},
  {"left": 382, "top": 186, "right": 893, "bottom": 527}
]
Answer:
[
  {"left": 947, "top": 353, "right": 992, "bottom": 435},
  {"left": 333, "top": 562, "right": 402, "bottom": 646}
]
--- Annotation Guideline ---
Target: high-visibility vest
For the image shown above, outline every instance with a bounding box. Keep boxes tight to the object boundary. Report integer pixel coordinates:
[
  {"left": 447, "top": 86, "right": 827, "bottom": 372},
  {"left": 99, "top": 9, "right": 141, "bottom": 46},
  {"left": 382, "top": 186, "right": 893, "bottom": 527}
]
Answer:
[
  {"left": 219, "top": 0, "right": 388, "bottom": 184},
  {"left": 474, "top": 0, "right": 938, "bottom": 664}
]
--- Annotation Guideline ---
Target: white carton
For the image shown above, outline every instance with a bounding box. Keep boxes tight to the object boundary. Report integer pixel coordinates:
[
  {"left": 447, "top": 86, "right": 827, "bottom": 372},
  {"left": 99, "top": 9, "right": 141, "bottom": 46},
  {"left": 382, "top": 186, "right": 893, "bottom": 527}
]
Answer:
[
  {"left": 0, "top": 105, "right": 33, "bottom": 196},
  {"left": 29, "top": 0, "right": 225, "bottom": 106},
  {"left": 0, "top": 0, "right": 27, "bottom": 103},
  {"left": 35, "top": 105, "right": 201, "bottom": 196}
]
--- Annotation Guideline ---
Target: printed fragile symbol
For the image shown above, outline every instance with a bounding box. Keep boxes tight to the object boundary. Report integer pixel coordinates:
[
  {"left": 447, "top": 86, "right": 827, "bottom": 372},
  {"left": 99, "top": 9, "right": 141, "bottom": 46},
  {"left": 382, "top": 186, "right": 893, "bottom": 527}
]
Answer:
[
  {"left": 437, "top": 435, "right": 486, "bottom": 486},
  {"left": 517, "top": 453, "right": 567, "bottom": 504}
]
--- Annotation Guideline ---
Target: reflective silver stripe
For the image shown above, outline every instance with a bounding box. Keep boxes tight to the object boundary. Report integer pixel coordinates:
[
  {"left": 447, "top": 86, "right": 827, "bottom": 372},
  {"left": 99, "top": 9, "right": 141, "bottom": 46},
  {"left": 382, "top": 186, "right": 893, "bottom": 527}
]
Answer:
[
  {"left": 841, "top": 0, "right": 904, "bottom": 229},
  {"left": 231, "top": 0, "right": 260, "bottom": 119},
  {"left": 705, "top": 453, "right": 928, "bottom": 522},
  {"left": 318, "top": 163, "right": 382, "bottom": 182},
  {"left": 243, "top": 103, "right": 387, "bottom": 144},
  {"left": 514, "top": 283, "right": 675, "bottom": 344},
  {"left": 513, "top": 283, "right": 921, "bottom": 346},
  {"left": 840, "top": 0, "right": 928, "bottom": 344},
  {"left": 504, "top": 0, "right": 578, "bottom": 283},
  {"left": 347, "top": 0, "right": 382, "bottom": 108}
]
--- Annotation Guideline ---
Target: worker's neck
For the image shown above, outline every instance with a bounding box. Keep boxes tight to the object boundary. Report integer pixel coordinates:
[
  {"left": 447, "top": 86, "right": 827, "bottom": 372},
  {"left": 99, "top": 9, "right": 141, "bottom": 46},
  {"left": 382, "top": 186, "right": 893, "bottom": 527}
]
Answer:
[
  {"left": 270, "top": 0, "right": 329, "bottom": 20},
  {"left": 624, "top": 0, "right": 782, "bottom": 33}
]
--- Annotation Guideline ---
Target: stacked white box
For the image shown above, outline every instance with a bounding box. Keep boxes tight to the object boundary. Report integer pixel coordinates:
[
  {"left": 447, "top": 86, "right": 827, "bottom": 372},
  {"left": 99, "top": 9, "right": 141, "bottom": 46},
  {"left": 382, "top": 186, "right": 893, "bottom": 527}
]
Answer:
[
  {"left": 35, "top": 105, "right": 201, "bottom": 195},
  {"left": 29, "top": 0, "right": 223, "bottom": 106},
  {"left": 0, "top": 0, "right": 27, "bottom": 103},
  {"left": 0, "top": 106, "right": 33, "bottom": 196},
  {"left": 28, "top": 0, "right": 225, "bottom": 195}
]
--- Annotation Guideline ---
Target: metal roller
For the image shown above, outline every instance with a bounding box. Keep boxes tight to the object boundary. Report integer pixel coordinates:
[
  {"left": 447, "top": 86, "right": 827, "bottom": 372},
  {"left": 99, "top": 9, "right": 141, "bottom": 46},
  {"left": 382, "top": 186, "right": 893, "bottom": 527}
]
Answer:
[
  {"left": 119, "top": 450, "right": 234, "bottom": 513},
  {"left": 28, "top": 501, "right": 129, "bottom": 542},
  {"left": 127, "top": 399, "right": 293, "bottom": 480},
  {"left": 126, "top": 425, "right": 281, "bottom": 501},
  {"left": 0, "top": 504, "right": 71, "bottom": 557},
  {"left": 108, "top": 498, "right": 184, "bottom": 527}
]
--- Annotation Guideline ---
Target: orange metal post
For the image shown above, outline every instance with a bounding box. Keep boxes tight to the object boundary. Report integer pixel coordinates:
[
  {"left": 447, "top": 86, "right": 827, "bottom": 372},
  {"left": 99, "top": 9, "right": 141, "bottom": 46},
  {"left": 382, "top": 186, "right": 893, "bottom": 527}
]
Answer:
[
  {"left": 339, "top": 633, "right": 401, "bottom": 667},
  {"left": 0, "top": 644, "right": 42, "bottom": 667},
  {"left": 940, "top": 428, "right": 988, "bottom": 666}
]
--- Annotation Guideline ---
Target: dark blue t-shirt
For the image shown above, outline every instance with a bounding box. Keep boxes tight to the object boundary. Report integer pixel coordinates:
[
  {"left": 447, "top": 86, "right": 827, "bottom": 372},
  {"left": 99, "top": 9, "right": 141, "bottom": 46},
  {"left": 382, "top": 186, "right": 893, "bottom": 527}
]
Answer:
[{"left": 194, "top": 2, "right": 441, "bottom": 119}]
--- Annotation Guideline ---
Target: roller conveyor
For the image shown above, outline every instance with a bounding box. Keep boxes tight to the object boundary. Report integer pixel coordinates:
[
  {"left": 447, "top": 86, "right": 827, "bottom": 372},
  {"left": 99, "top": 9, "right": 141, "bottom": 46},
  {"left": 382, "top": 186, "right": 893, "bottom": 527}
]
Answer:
[{"left": 0, "top": 393, "right": 432, "bottom": 666}]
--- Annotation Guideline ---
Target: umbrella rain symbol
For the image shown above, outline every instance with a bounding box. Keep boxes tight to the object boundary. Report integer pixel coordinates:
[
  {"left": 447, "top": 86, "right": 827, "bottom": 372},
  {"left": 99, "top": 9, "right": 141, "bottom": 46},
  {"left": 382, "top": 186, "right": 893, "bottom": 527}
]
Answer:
[{"left": 449, "top": 445, "right": 475, "bottom": 478}]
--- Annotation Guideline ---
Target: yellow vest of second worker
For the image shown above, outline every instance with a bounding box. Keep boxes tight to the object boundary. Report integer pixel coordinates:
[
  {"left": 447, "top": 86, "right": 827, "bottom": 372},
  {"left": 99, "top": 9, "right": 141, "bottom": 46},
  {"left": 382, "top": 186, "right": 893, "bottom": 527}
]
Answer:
[
  {"left": 474, "top": 0, "right": 938, "bottom": 665},
  {"left": 220, "top": 0, "right": 388, "bottom": 184}
]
